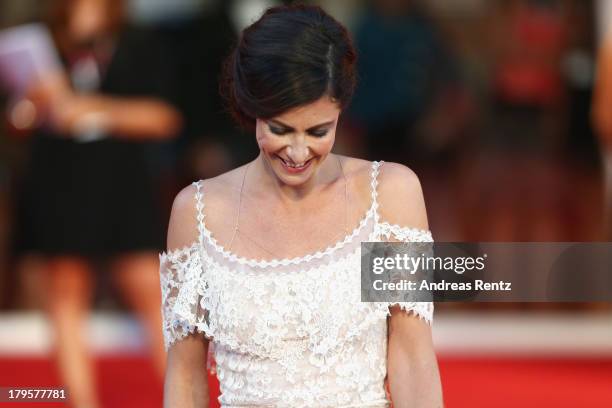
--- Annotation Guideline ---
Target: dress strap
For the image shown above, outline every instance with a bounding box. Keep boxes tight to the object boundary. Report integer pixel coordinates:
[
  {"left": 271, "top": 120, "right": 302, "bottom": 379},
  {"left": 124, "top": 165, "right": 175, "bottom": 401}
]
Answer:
[
  {"left": 370, "top": 161, "right": 383, "bottom": 224},
  {"left": 192, "top": 180, "right": 205, "bottom": 245}
]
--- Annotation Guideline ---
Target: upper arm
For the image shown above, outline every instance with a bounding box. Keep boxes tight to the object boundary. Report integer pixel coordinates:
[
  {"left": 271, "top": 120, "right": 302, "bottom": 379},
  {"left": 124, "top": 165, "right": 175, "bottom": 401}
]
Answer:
[
  {"left": 387, "top": 304, "right": 442, "bottom": 408},
  {"left": 387, "top": 308, "right": 434, "bottom": 389},
  {"left": 160, "top": 182, "right": 212, "bottom": 348},
  {"left": 161, "top": 183, "right": 210, "bottom": 406},
  {"left": 377, "top": 162, "right": 429, "bottom": 231},
  {"left": 388, "top": 304, "right": 433, "bottom": 350},
  {"left": 376, "top": 163, "right": 434, "bottom": 323},
  {"left": 593, "top": 37, "right": 612, "bottom": 144},
  {"left": 164, "top": 333, "right": 210, "bottom": 408}
]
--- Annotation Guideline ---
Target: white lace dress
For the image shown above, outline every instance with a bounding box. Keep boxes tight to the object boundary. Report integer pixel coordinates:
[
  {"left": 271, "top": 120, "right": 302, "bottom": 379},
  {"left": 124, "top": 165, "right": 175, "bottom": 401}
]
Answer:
[{"left": 160, "top": 161, "right": 434, "bottom": 407}]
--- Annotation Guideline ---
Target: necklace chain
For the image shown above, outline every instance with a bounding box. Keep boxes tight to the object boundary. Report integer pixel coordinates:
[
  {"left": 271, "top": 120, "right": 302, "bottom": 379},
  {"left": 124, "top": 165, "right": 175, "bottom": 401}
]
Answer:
[{"left": 227, "top": 156, "right": 349, "bottom": 258}]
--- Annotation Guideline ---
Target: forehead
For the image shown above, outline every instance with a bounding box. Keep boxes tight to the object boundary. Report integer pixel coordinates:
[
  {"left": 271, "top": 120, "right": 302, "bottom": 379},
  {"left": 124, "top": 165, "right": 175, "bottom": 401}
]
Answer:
[{"left": 272, "top": 95, "right": 340, "bottom": 128}]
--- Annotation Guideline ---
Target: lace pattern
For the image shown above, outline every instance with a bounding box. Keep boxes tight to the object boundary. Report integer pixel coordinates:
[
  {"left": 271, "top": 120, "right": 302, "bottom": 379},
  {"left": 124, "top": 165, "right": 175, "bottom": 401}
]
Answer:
[
  {"left": 376, "top": 222, "right": 433, "bottom": 243},
  {"left": 159, "top": 161, "right": 434, "bottom": 406},
  {"left": 159, "top": 244, "right": 215, "bottom": 349}
]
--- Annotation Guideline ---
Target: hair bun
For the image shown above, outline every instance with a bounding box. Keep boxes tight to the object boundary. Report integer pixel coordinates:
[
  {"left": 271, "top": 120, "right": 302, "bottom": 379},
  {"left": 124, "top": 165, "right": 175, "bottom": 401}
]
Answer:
[{"left": 219, "top": 4, "right": 357, "bottom": 131}]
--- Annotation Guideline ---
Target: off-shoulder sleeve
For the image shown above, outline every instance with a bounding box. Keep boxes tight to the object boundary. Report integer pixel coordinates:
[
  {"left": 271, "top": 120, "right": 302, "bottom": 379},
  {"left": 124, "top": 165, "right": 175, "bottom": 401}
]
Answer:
[
  {"left": 159, "top": 243, "right": 215, "bottom": 350},
  {"left": 376, "top": 222, "right": 435, "bottom": 324}
]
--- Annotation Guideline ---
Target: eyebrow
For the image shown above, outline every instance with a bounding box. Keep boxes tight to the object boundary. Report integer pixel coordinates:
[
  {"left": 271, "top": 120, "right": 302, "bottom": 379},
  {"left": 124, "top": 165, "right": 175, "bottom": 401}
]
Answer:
[{"left": 267, "top": 119, "right": 335, "bottom": 132}]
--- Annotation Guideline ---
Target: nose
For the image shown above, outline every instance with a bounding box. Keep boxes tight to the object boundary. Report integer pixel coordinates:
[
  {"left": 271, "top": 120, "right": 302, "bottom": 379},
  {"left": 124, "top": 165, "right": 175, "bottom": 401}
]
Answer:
[{"left": 286, "top": 135, "right": 310, "bottom": 164}]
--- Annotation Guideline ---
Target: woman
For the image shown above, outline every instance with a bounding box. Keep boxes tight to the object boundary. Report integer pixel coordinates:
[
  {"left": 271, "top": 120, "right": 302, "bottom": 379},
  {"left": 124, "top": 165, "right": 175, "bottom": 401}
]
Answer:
[
  {"left": 161, "top": 5, "right": 442, "bottom": 407},
  {"left": 593, "top": 30, "right": 612, "bottom": 238},
  {"left": 13, "top": 0, "right": 181, "bottom": 407}
]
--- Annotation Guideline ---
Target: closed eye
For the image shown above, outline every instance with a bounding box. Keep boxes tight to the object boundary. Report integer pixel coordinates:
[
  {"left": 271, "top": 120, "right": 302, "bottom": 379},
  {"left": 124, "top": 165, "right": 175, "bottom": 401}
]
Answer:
[
  {"left": 308, "top": 129, "right": 330, "bottom": 137},
  {"left": 269, "top": 125, "right": 291, "bottom": 135}
]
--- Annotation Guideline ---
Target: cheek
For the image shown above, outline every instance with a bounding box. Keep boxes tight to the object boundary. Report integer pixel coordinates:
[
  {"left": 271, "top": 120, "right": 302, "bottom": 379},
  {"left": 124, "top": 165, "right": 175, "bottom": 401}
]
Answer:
[
  {"left": 255, "top": 121, "right": 283, "bottom": 153},
  {"left": 312, "top": 133, "right": 336, "bottom": 156},
  {"left": 256, "top": 131, "right": 284, "bottom": 154}
]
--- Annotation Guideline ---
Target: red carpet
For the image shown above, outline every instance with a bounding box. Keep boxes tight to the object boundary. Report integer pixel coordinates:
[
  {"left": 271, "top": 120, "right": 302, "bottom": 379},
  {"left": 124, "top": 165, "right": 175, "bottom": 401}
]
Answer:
[
  {"left": 1, "top": 355, "right": 611, "bottom": 407},
  {"left": 439, "top": 356, "right": 612, "bottom": 408}
]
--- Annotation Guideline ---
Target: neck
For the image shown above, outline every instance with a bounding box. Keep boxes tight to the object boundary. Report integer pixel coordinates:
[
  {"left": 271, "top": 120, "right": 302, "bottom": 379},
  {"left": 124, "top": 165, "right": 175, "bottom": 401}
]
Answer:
[{"left": 252, "top": 152, "right": 339, "bottom": 203}]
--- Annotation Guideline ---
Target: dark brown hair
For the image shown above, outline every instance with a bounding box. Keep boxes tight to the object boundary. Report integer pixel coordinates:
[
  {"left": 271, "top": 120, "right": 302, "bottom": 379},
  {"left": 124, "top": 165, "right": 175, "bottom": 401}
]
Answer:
[{"left": 220, "top": 4, "right": 357, "bottom": 131}]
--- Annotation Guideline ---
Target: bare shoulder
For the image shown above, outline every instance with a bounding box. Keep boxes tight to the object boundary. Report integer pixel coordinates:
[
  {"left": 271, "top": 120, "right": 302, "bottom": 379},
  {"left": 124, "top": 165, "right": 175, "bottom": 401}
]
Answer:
[
  {"left": 337, "top": 155, "right": 379, "bottom": 212},
  {"left": 338, "top": 155, "right": 373, "bottom": 176},
  {"left": 338, "top": 155, "right": 378, "bottom": 185},
  {"left": 166, "top": 183, "right": 201, "bottom": 251},
  {"left": 202, "top": 165, "right": 246, "bottom": 188},
  {"left": 378, "top": 161, "right": 422, "bottom": 198},
  {"left": 166, "top": 165, "right": 246, "bottom": 251},
  {"left": 377, "top": 161, "right": 429, "bottom": 230}
]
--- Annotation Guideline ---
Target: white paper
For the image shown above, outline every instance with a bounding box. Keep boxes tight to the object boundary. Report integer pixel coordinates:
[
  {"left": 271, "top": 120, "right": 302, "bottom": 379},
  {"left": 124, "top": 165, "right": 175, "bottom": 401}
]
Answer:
[{"left": 0, "top": 23, "right": 62, "bottom": 96}]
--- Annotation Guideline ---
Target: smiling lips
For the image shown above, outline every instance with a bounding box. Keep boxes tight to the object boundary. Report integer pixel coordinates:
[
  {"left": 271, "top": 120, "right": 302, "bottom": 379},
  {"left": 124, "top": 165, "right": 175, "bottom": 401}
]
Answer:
[{"left": 277, "top": 155, "right": 313, "bottom": 173}]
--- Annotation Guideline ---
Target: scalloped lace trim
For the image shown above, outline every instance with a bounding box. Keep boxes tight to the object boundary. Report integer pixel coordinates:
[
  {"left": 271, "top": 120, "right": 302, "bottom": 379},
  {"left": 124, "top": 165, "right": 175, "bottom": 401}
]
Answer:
[
  {"left": 192, "top": 160, "right": 383, "bottom": 268},
  {"left": 376, "top": 222, "right": 433, "bottom": 242}
]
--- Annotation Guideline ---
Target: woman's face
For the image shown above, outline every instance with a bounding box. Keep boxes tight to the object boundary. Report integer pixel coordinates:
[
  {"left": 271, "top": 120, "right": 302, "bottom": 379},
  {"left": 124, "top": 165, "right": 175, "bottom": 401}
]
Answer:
[
  {"left": 256, "top": 95, "right": 340, "bottom": 187},
  {"left": 67, "top": 0, "right": 117, "bottom": 43}
]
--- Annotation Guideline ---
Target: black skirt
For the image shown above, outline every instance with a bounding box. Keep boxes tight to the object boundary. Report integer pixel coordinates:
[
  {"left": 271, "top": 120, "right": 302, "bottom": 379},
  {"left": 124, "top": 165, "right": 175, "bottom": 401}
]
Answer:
[
  {"left": 14, "top": 134, "right": 166, "bottom": 258},
  {"left": 11, "top": 26, "right": 176, "bottom": 259}
]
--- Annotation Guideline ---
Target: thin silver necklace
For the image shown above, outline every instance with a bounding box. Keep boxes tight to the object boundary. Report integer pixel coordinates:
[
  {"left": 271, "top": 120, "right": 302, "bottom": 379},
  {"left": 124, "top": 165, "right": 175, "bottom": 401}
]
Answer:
[{"left": 227, "top": 155, "right": 349, "bottom": 258}]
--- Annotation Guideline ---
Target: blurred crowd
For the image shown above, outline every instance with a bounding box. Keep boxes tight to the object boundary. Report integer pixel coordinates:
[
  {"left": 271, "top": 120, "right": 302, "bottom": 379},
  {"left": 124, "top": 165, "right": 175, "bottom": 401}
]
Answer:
[
  {"left": 0, "top": 0, "right": 609, "bottom": 304},
  {"left": 0, "top": 0, "right": 611, "bottom": 405}
]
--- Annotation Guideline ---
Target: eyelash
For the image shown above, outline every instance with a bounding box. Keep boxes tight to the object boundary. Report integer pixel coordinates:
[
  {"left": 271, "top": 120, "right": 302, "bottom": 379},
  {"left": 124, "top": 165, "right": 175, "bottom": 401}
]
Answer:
[
  {"left": 269, "top": 126, "right": 329, "bottom": 138},
  {"left": 310, "top": 130, "right": 329, "bottom": 137}
]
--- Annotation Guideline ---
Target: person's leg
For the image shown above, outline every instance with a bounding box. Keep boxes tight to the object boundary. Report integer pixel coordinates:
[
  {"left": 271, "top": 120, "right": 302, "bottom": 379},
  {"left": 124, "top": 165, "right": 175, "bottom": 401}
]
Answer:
[
  {"left": 604, "top": 150, "right": 612, "bottom": 239},
  {"left": 45, "top": 256, "right": 98, "bottom": 408},
  {"left": 111, "top": 251, "right": 165, "bottom": 377}
]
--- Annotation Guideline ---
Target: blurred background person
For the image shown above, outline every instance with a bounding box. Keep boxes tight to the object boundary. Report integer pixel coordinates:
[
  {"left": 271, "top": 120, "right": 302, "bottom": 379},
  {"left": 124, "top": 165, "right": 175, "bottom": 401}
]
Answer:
[
  {"left": 338, "top": 0, "right": 473, "bottom": 241},
  {"left": 489, "top": 0, "right": 567, "bottom": 153},
  {"left": 592, "top": 26, "right": 612, "bottom": 239},
  {"left": 8, "top": 0, "right": 182, "bottom": 406},
  {"left": 345, "top": 0, "right": 470, "bottom": 166}
]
